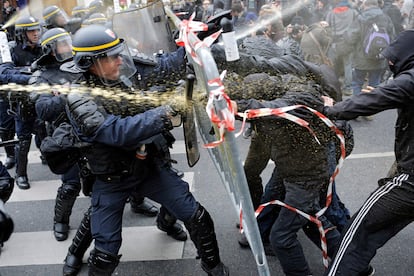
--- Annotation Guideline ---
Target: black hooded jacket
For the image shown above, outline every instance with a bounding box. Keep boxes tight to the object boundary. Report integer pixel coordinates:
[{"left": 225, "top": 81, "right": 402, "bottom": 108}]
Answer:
[{"left": 324, "top": 30, "right": 414, "bottom": 174}]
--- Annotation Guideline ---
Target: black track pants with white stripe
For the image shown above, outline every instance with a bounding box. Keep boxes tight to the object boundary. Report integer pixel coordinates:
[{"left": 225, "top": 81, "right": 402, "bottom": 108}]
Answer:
[{"left": 326, "top": 173, "right": 414, "bottom": 276}]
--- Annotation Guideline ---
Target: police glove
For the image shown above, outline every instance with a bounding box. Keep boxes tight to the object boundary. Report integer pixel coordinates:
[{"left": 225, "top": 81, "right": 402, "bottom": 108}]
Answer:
[{"left": 164, "top": 105, "right": 182, "bottom": 128}]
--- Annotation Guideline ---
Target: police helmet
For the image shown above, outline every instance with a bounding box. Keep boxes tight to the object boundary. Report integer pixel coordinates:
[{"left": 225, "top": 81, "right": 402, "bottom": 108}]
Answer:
[
  {"left": 15, "top": 16, "right": 42, "bottom": 44},
  {"left": 72, "top": 6, "right": 89, "bottom": 20},
  {"left": 72, "top": 25, "right": 136, "bottom": 85},
  {"left": 88, "top": 0, "right": 105, "bottom": 14},
  {"left": 42, "top": 5, "right": 69, "bottom": 29},
  {"left": 81, "top": 13, "right": 107, "bottom": 27},
  {"left": 41, "top": 27, "right": 72, "bottom": 62}
]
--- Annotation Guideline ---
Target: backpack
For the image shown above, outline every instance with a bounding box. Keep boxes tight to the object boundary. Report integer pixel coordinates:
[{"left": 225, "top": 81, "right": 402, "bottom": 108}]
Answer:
[
  {"left": 362, "top": 17, "right": 391, "bottom": 60},
  {"left": 40, "top": 122, "right": 83, "bottom": 174}
]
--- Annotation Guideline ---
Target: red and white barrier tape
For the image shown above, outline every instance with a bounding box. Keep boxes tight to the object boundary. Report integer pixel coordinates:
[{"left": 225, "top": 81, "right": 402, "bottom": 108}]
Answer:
[
  {"left": 204, "top": 71, "right": 236, "bottom": 148},
  {"left": 175, "top": 13, "right": 222, "bottom": 66}
]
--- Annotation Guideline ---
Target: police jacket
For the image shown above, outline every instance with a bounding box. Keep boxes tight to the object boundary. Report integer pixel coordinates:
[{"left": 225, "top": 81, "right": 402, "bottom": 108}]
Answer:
[
  {"left": 66, "top": 96, "right": 174, "bottom": 177},
  {"left": 324, "top": 30, "right": 414, "bottom": 174},
  {"left": 30, "top": 55, "right": 82, "bottom": 85},
  {"left": 32, "top": 56, "right": 83, "bottom": 124},
  {"left": 11, "top": 42, "right": 42, "bottom": 67},
  {"left": 67, "top": 48, "right": 186, "bottom": 177},
  {"left": 0, "top": 63, "right": 30, "bottom": 84}
]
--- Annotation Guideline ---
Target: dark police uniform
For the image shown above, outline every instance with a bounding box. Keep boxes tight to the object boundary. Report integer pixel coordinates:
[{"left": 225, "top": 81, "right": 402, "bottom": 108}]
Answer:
[
  {"left": 59, "top": 24, "right": 228, "bottom": 275},
  {"left": 31, "top": 47, "right": 83, "bottom": 242},
  {"left": 8, "top": 16, "right": 43, "bottom": 189}
]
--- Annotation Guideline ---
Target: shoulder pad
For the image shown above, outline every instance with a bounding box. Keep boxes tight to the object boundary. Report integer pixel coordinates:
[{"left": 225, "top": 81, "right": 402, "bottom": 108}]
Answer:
[
  {"left": 60, "top": 61, "right": 86, "bottom": 74},
  {"left": 67, "top": 93, "right": 106, "bottom": 136}
]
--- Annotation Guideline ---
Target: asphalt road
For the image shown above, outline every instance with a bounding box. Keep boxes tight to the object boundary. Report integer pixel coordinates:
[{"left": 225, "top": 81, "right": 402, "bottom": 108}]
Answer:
[{"left": 1, "top": 107, "right": 412, "bottom": 276}]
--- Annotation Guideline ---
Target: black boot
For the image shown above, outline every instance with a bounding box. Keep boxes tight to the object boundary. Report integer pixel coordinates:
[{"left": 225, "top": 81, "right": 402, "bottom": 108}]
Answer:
[
  {"left": 63, "top": 207, "right": 93, "bottom": 276},
  {"left": 15, "top": 175, "right": 30, "bottom": 190},
  {"left": 129, "top": 195, "right": 158, "bottom": 217},
  {"left": 185, "top": 204, "right": 229, "bottom": 276},
  {"left": 157, "top": 206, "right": 187, "bottom": 241},
  {"left": 88, "top": 247, "right": 121, "bottom": 276},
  {"left": 0, "top": 131, "right": 16, "bottom": 169},
  {"left": 202, "top": 262, "right": 230, "bottom": 276},
  {"left": 15, "top": 139, "right": 31, "bottom": 190},
  {"left": 54, "top": 183, "right": 80, "bottom": 241}
]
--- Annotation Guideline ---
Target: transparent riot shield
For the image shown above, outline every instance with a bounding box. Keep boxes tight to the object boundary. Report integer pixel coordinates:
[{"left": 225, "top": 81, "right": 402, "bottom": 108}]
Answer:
[
  {"left": 165, "top": 7, "right": 270, "bottom": 276},
  {"left": 112, "top": 1, "right": 177, "bottom": 56}
]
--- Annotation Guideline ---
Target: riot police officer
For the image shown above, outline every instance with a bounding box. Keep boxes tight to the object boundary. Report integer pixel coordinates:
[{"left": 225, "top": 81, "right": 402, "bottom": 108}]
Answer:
[
  {"left": 80, "top": 12, "right": 108, "bottom": 27},
  {"left": 42, "top": 5, "right": 69, "bottom": 30},
  {"left": 62, "top": 24, "right": 228, "bottom": 275},
  {"left": 31, "top": 27, "right": 82, "bottom": 241},
  {"left": 87, "top": 0, "right": 106, "bottom": 15},
  {"left": 9, "top": 16, "right": 43, "bottom": 189},
  {"left": 12, "top": 15, "right": 42, "bottom": 66},
  {"left": 71, "top": 5, "right": 89, "bottom": 20}
]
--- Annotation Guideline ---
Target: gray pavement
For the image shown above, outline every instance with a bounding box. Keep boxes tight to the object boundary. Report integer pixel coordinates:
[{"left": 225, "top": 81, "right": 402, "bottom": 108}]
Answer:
[{"left": 0, "top": 108, "right": 413, "bottom": 276}]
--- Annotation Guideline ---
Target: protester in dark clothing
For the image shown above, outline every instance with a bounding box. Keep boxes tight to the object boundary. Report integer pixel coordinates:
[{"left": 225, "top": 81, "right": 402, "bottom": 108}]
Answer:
[
  {"left": 232, "top": 84, "right": 343, "bottom": 276},
  {"left": 323, "top": 29, "right": 414, "bottom": 276}
]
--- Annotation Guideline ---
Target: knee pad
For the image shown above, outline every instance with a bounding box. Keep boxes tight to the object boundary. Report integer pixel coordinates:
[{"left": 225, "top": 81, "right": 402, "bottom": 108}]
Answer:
[
  {"left": 57, "top": 183, "right": 81, "bottom": 200},
  {"left": 88, "top": 247, "right": 121, "bottom": 276},
  {"left": 184, "top": 204, "right": 221, "bottom": 270}
]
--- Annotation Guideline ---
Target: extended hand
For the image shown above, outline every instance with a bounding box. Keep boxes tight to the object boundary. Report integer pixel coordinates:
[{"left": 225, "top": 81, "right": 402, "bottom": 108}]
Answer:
[
  {"left": 362, "top": 86, "right": 375, "bottom": 93},
  {"left": 321, "top": 95, "right": 334, "bottom": 107}
]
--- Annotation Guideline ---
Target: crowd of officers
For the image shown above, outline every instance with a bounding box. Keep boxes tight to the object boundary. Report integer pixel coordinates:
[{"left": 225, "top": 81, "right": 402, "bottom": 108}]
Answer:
[
  {"left": 0, "top": 0, "right": 412, "bottom": 276},
  {"left": 0, "top": 1, "right": 227, "bottom": 275}
]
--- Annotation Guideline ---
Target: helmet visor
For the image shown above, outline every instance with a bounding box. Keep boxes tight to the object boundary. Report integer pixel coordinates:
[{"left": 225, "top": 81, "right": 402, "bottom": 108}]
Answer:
[
  {"left": 91, "top": 41, "right": 137, "bottom": 86},
  {"left": 46, "top": 9, "right": 69, "bottom": 27},
  {"left": 49, "top": 35, "right": 73, "bottom": 62}
]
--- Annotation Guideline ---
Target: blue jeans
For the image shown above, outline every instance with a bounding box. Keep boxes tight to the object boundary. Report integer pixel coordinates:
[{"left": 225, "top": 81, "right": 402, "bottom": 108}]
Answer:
[
  {"left": 258, "top": 143, "right": 350, "bottom": 241},
  {"left": 269, "top": 179, "right": 341, "bottom": 275},
  {"left": 352, "top": 68, "right": 383, "bottom": 95}
]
